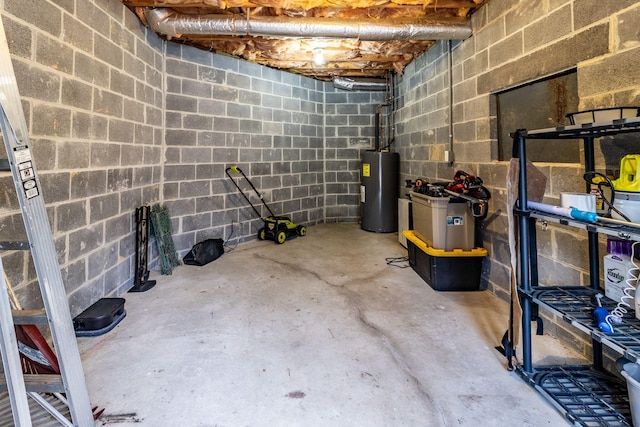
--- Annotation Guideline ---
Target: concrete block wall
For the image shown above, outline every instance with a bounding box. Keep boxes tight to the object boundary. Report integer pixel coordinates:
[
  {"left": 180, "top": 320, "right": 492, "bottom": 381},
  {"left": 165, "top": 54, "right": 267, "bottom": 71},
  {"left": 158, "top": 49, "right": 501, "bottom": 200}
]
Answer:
[
  {"left": 324, "top": 88, "right": 387, "bottom": 223},
  {"left": 0, "top": 1, "right": 163, "bottom": 316},
  {"left": 0, "top": 1, "right": 384, "bottom": 315},
  {"left": 395, "top": 0, "right": 640, "bottom": 359},
  {"left": 163, "top": 43, "right": 387, "bottom": 251},
  {"left": 162, "top": 43, "right": 328, "bottom": 252}
]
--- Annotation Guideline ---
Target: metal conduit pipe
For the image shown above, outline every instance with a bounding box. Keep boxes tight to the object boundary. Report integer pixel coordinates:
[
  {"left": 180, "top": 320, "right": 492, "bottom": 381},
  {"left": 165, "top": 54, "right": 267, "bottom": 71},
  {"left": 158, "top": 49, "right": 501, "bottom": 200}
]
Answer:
[{"left": 145, "top": 8, "right": 472, "bottom": 41}]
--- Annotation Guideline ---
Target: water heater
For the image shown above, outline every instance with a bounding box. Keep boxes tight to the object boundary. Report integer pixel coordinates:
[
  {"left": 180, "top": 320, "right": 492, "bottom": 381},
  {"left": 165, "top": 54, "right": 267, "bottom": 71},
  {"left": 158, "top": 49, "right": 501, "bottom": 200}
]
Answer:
[{"left": 360, "top": 150, "right": 399, "bottom": 232}]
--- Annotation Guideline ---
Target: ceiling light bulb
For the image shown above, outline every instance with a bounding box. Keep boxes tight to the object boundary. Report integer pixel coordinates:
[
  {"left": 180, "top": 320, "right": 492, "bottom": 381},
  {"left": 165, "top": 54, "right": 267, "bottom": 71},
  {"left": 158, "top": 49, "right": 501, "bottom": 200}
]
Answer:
[{"left": 312, "top": 48, "right": 326, "bottom": 67}]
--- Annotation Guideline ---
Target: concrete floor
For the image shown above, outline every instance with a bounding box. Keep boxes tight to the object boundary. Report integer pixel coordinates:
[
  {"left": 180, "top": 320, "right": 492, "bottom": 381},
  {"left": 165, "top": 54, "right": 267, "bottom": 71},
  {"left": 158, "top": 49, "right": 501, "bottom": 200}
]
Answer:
[{"left": 78, "top": 223, "right": 584, "bottom": 426}]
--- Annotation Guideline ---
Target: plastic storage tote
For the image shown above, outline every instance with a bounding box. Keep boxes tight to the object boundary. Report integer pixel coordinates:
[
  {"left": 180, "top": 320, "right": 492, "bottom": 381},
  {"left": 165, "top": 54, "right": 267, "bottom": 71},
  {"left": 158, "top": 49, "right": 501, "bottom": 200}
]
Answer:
[
  {"left": 403, "top": 230, "right": 486, "bottom": 291},
  {"left": 411, "top": 191, "right": 475, "bottom": 251}
]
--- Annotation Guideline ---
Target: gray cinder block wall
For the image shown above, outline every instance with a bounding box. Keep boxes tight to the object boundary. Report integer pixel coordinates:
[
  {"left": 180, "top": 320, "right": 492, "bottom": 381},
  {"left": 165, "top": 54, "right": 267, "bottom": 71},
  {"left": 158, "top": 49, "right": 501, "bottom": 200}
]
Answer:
[
  {"left": 162, "top": 43, "right": 386, "bottom": 254},
  {"left": 3, "top": 0, "right": 636, "bottom": 363},
  {"left": 0, "top": 1, "right": 163, "bottom": 315},
  {"left": 162, "top": 43, "right": 328, "bottom": 252},
  {"left": 0, "top": 1, "right": 385, "bottom": 316},
  {"left": 395, "top": 0, "right": 640, "bottom": 359},
  {"left": 324, "top": 88, "right": 387, "bottom": 223}
]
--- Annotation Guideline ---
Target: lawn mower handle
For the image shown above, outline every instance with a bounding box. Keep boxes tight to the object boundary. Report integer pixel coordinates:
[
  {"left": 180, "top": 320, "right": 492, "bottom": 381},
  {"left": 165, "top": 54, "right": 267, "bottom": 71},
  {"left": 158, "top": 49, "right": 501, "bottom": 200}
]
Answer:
[{"left": 225, "top": 165, "right": 276, "bottom": 219}]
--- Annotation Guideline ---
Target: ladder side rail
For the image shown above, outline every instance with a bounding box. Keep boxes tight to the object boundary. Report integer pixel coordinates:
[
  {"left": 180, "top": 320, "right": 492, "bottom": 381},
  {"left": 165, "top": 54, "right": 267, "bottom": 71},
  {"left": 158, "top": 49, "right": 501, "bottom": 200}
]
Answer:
[
  {"left": 0, "top": 259, "right": 33, "bottom": 426},
  {"left": 0, "top": 19, "right": 29, "bottom": 150},
  {"left": 0, "top": 104, "right": 94, "bottom": 426},
  {"left": 27, "top": 205, "right": 95, "bottom": 426},
  {"left": 0, "top": 14, "right": 95, "bottom": 424}
]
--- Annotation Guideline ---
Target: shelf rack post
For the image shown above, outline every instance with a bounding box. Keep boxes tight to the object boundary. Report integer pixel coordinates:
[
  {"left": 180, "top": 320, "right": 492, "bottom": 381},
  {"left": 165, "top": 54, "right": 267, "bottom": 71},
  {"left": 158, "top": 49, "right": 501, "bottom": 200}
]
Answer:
[
  {"left": 583, "top": 135, "right": 605, "bottom": 370},
  {"left": 584, "top": 136, "right": 600, "bottom": 290},
  {"left": 516, "top": 133, "right": 533, "bottom": 373}
]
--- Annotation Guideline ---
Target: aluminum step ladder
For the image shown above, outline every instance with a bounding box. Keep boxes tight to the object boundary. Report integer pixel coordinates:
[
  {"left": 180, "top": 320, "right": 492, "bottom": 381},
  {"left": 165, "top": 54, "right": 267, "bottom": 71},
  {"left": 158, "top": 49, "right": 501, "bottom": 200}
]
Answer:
[{"left": 0, "top": 17, "right": 95, "bottom": 427}]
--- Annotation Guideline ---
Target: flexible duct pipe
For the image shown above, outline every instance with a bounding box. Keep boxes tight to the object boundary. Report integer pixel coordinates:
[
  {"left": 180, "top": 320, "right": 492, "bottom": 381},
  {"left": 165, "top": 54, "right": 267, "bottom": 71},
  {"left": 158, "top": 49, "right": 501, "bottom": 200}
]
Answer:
[
  {"left": 145, "top": 8, "right": 472, "bottom": 41},
  {"left": 332, "top": 77, "right": 387, "bottom": 91}
]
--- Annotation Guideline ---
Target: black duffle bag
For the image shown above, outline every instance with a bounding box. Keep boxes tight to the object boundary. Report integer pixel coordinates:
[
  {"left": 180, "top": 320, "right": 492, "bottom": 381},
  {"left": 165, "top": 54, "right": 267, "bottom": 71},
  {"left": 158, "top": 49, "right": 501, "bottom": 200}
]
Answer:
[{"left": 183, "top": 238, "right": 224, "bottom": 266}]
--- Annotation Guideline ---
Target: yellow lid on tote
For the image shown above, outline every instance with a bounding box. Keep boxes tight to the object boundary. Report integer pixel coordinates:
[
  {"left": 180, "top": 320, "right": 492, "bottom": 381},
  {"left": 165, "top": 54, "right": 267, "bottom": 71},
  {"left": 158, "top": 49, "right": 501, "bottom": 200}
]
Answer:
[{"left": 403, "top": 230, "right": 487, "bottom": 257}]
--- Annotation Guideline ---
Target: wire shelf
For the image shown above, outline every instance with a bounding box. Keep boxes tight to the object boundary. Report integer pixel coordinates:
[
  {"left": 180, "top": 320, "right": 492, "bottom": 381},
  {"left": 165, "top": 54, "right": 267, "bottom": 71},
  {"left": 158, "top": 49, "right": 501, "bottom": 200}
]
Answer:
[
  {"left": 528, "top": 286, "right": 640, "bottom": 362},
  {"left": 512, "top": 117, "right": 640, "bottom": 140},
  {"left": 528, "top": 209, "right": 640, "bottom": 242},
  {"left": 512, "top": 114, "right": 640, "bottom": 427},
  {"left": 518, "top": 365, "right": 632, "bottom": 426}
]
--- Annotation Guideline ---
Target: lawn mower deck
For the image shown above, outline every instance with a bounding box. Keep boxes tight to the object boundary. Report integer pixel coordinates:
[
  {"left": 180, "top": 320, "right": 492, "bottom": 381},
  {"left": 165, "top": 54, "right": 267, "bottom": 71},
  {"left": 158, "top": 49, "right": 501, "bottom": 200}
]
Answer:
[{"left": 259, "top": 215, "right": 307, "bottom": 244}]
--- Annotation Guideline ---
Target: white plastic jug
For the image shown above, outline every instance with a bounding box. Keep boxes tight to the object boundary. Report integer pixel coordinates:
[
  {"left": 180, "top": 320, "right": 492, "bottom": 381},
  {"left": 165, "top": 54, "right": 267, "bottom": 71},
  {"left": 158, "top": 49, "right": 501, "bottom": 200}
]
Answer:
[
  {"left": 612, "top": 191, "right": 640, "bottom": 223},
  {"left": 622, "top": 363, "right": 640, "bottom": 426}
]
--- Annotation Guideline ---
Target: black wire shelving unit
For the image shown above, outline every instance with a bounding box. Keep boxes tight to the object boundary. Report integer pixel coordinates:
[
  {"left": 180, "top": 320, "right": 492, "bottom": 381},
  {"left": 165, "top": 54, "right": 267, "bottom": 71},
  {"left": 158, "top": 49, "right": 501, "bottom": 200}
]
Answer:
[{"left": 510, "top": 117, "right": 640, "bottom": 426}]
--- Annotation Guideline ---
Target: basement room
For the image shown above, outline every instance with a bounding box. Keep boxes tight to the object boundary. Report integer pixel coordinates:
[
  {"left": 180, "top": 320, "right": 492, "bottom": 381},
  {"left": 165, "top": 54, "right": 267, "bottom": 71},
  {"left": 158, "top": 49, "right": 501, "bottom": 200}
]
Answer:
[{"left": 0, "top": 0, "right": 639, "bottom": 426}]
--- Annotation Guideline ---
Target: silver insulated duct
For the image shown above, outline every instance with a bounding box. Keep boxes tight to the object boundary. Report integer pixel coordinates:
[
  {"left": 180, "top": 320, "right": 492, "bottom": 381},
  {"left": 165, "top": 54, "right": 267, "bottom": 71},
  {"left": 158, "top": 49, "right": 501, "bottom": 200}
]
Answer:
[
  {"left": 332, "top": 77, "right": 387, "bottom": 91},
  {"left": 145, "top": 8, "right": 472, "bottom": 41}
]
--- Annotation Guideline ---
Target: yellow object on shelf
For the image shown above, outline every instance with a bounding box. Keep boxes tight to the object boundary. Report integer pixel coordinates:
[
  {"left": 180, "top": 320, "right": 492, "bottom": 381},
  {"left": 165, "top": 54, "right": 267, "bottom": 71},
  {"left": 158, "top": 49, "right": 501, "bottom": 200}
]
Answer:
[
  {"left": 611, "top": 154, "right": 640, "bottom": 223},
  {"left": 612, "top": 154, "right": 640, "bottom": 192}
]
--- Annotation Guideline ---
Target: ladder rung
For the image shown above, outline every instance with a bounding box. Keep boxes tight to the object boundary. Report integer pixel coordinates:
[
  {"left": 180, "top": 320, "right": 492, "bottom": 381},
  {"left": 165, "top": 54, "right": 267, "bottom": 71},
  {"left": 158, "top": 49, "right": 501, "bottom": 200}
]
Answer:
[
  {"left": 12, "top": 309, "right": 47, "bottom": 325},
  {"left": 0, "top": 373, "right": 64, "bottom": 393},
  {"left": 0, "top": 241, "right": 29, "bottom": 250}
]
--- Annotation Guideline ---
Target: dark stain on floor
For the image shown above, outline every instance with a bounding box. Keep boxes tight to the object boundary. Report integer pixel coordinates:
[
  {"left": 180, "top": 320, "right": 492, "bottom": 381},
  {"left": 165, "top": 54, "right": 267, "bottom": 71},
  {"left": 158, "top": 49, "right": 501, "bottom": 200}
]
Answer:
[
  {"left": 100, "top": 412, "right": 143, "bottom": 423},
  {"left": 286, "top": 390, "right": 306, "bottom": 399}
]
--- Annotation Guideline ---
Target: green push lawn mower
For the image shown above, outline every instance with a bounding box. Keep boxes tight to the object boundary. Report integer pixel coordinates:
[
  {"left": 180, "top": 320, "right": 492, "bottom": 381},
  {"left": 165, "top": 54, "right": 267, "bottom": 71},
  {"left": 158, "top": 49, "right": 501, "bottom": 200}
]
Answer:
[{"left": 226, "top": 165, "right": 306, "bottom": 244}]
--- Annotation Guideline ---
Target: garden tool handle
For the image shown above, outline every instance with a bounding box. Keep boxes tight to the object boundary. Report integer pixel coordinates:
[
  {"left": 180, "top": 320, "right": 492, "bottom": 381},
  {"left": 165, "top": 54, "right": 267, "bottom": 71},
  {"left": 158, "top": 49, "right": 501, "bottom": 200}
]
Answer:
[
  {"left": 594, "top": 307, "right": 613, "bottom": 334},
  {"left": 594, "top": 293, "right": 613, "bottom": 334}
]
